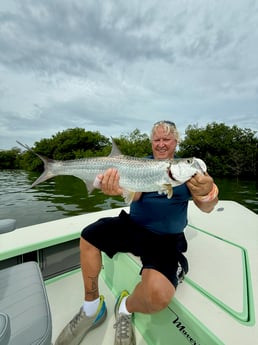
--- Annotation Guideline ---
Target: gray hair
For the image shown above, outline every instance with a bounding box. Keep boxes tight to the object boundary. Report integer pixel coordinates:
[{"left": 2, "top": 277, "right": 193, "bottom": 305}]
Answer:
[{"left": 150, "top": 121, "right": 180, "bottom": 143}]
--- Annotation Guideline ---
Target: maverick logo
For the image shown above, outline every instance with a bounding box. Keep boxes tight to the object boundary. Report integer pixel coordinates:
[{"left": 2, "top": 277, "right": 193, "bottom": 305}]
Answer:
[{"left": 171, "top": 310, "right": 200, "bottom": 345}]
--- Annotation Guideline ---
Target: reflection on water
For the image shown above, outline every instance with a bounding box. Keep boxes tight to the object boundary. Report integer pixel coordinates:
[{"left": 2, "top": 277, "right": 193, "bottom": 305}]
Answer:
[
  {"left": 0, "top": 170, "right": 125, "bottom": 228},
  {"left": 215, "top": 177, "right": 258, "bottom": 214},
  {"left": 0, "top": 170, "right": 257, "bottom": 229}
]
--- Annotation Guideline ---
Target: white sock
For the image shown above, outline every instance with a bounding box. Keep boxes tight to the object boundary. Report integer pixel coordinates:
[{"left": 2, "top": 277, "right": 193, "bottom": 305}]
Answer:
[
  {"left": 83, "top": 297, "right": 100, "bottom": 317},
  {"left": 118, "top": 296, "right": 131, "bottom": 315}
]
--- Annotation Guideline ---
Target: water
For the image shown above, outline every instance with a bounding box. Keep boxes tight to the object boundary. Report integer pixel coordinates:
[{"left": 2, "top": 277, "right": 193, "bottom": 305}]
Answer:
[
  {"left": 0, "top": 170, "right": 125, "bottom": 228},
  {"left": 215, "top": 177, "right": 258, "bottom": 213},
  {"left": 0, "top": 170, "right": 257, "bottom": 229}
]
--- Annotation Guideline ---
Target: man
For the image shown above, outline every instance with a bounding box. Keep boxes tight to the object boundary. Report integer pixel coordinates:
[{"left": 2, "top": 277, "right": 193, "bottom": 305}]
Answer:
[{"left": 55, "top": 121, "right": 218, "bottom": 345}]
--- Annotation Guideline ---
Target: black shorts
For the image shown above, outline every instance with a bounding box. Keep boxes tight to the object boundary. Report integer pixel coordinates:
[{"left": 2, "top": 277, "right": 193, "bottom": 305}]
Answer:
[{"left": 81, "top": 210, "right": 188, "bottom": 288}]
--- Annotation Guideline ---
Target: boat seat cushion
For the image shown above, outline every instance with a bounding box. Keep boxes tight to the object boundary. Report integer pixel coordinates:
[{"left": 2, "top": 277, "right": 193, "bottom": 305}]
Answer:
[
  {"left": 0, "top": 219, "right": 16, "bottom": 234},
  {"left": 0, "top": 312, "right": 10, "bottom": 345},
  {"left": 0, "top": 261, "right": 52, "bottom": 345}
]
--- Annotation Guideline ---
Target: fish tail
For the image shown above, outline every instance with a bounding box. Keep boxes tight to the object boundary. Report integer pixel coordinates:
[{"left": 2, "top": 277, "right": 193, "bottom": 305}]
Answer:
[
  {"left": 17, "top": 141, "right": 57, "bottom": 188},
  {"left": 30, "top": 163, "right": 56, "bottom": 188}
]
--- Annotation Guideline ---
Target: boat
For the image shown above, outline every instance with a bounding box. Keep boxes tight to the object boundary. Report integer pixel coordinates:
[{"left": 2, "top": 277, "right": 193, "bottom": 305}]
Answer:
[{"left": 0, "top": 200, "right": 257, "bottom": 344}]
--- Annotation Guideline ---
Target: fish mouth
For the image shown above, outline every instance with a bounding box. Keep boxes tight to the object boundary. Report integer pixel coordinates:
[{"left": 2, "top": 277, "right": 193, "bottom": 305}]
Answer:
[
  {"left": 167, "top": 167, "right": 177, "bottom": 181},
  {"left": 170, "top": 174, "right": 177, "bottom": 181}
]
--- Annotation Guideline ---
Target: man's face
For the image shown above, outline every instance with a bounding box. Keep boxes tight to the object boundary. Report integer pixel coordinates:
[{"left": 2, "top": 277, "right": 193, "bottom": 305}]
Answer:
[{"left": 151, "top": 126, "right": 177, "bottom": 159}]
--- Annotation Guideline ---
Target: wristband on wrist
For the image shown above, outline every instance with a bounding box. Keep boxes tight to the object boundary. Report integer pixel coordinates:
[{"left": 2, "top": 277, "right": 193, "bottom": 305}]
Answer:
[{"left": 201, "top": 183, "right": 219, "bottom": 202}]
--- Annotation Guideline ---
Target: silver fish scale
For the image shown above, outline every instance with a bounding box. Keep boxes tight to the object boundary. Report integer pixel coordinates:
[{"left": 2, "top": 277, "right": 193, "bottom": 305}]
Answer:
[
  {"left": 17, "top": 141, "right": 206, "bottom": 198},
  {"left": 51, "top": 156, "right": 172, "bottom": 192}
]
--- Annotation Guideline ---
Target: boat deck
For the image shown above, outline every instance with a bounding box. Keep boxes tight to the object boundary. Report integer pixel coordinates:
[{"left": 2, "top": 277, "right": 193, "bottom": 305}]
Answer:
[
  {"left": 1, "top": 201, "right": 257, "bottom": 344},
  {"left": 46, "top": 269, "right": 147, "bottom": 345}
]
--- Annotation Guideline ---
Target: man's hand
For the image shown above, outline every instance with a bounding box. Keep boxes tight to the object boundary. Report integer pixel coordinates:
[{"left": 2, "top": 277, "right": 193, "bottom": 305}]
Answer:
[
  {"left": 187, "top": 172, "right": 213, "bottom": 197},
  {"left": 187, "top": 173, "right": 218, "bottom": 212},
  {"left": 96, "top": 168, "right": 123, "bottom": 196}
]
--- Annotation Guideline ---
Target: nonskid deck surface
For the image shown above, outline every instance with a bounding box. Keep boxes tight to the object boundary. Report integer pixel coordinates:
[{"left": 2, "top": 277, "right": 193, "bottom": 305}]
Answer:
[{"left": 46, "top": 269, "right": 147, "bottom": 345}]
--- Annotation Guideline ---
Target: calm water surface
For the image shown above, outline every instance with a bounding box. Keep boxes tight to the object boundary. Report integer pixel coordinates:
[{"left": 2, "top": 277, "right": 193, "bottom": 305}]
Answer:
[{"left": 0, "top": 170, "right": 257, "bottom": 229}]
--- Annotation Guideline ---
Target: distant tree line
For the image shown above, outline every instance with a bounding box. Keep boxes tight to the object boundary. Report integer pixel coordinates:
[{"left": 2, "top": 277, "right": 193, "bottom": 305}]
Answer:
[
  {"left": 0, "top": 123, "right": 257, "bottom": 179},
  {"left": 178, "top": 123, "right": 257, "bottom": 178}
]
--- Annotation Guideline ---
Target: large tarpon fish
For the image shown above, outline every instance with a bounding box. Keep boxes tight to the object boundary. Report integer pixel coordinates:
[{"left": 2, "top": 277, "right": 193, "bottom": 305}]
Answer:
[{"left": 17, "top": 140, "right": 207, "bottom": 203}]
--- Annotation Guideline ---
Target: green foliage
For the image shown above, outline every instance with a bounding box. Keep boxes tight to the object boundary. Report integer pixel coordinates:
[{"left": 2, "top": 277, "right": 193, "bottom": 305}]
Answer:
[
  {"left": 178, "top": 122, "right": 257, "bottom": 178},
  {"left": 114, "top": 129, "right": 152, "bottom": 156},
  {"left": 1, "top": 123, "right": 257, "bottom": 179},
  {"left": 37, "top": 128, "right": 110, "bottom": 160},
  {"left": 18, "top": 128, "right": 110, "bottom": 171},
  {"left": 0, "top": 148, "right": 21, "bottom": 169}
]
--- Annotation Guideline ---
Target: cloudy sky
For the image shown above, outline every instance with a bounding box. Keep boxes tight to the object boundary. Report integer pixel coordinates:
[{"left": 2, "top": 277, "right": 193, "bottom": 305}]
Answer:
[{"left": 0, "top": 0, "right": 257, "bottom": 150}]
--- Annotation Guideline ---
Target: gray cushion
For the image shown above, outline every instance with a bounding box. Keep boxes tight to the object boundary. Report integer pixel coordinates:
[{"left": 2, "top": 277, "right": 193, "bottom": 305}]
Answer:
[
  {"left": 0, "top": 220, "right": 16, "bottom": 234},
  {"left": 0, "top": 313, "right": 10, "bottom": 345},
  {"left": 0, "top": 262, "right": 52, "bottom": 345}
]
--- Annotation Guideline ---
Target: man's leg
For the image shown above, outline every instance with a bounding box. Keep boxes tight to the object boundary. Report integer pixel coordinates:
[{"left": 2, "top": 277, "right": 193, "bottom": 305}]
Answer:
[
  {"left": 54, "top": 237, "right": 107, "bottom": 345},
  {"left": 127, "top": 268, "right": 175, "bottom": 314},
  {"left": 114, "top": 268, "right": 175, "bottom": 345},
  {"left": 80, "top": 237, "right": 102, "bottom": 301}
]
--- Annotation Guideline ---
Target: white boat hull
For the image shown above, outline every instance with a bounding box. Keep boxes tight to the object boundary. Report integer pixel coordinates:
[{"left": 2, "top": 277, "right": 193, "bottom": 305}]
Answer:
[{"left": 0, "top": 200, "right": 257, "bottom": 344}]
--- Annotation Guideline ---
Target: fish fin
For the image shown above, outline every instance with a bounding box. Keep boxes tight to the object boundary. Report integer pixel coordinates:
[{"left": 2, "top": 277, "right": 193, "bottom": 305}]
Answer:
[
  {"left": 167, "top": 186, "right": 173, "bottom": 198},
  {"left": 30, "top": 170, "right": 56, "bottom": 188},
  {"left": 17, "top": 141, "right": 54, "bottom": 163},
  {"left": 84, "top": 176, "right": 103, "bottom": 194},
  {"left": 109, "top": 138, "right": 122, "bottom": 156},
  {"left": 84, "top": 180, "right": 95, "bottom": 194},
  {"left": 122, "top": 189, "right": 136, "bottom": 204},
  {"left": 16, "top": 141, "right": 32, "bottom": 152},
  {"left": 92, "top": 176, "right": 102, "bottom": 189},
  {"left": 16, "top": 141, "right": 57, "bottom": 188},
  {"left": 158, "top": 184, "right": 173, "bottom": 199}
]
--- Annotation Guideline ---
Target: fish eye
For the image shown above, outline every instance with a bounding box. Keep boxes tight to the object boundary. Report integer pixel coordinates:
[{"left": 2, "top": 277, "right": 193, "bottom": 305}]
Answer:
[{"left": 186, "top": 159, "right": 191, "bottom": 164}]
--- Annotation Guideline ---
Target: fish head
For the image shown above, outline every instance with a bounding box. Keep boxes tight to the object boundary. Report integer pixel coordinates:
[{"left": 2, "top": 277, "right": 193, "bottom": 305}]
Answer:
[{"left": 169, "top": 157, "right": 207, "bottom": 183}]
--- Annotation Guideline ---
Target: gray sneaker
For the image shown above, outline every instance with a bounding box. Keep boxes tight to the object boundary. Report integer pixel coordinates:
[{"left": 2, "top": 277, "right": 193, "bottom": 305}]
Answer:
[
  {"left": 113, "top": 290, "right": 136, "bottom": 345},
  {"left": 55, "top": 295, "right": 107, "bottom": 345}
]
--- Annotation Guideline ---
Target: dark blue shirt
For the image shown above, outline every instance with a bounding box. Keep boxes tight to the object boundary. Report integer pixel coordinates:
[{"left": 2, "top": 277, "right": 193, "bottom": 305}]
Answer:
[{"left": 130, "top": 183, "right": 192, "bottom": 235}]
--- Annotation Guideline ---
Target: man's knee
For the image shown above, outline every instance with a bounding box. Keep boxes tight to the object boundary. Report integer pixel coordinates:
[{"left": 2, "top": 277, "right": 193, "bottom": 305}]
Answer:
[
  {"left": 142, "top": 270, "right": 175, "bottom": 312},
  {"left": 80, "top": 237, "right": 96, "bottom": 253},
  {"left": 148, "top": 285, "right": 173, "bottom": 311}
]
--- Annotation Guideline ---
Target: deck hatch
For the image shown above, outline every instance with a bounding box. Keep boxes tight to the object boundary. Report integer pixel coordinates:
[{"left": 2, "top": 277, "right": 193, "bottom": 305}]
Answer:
[{"left": 185, "top": 224, "right": 252, "bottom": 323}]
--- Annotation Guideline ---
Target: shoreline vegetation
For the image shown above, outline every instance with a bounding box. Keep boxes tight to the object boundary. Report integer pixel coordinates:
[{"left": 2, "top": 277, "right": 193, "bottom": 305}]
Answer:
[{"left": 0, "top": 122, "right": 257, "bottom": 180}]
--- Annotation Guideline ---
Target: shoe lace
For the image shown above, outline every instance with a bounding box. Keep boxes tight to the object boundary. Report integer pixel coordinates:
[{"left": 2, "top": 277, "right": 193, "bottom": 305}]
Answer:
[
  {"left": 114, "top": 314, "right": 132, "bottom": 339},
  {"left": 70, "top": 309, "right": 85, "bottom": 331}
]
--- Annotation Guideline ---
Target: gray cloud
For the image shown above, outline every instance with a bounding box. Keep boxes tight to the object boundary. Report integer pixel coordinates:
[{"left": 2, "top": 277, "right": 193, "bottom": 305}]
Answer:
[
  {"left": 0, "top": 1, "right": 174, "bottom": 76},
  {"left": 0, "top": 0, "right": 257, "bottom": 149}
]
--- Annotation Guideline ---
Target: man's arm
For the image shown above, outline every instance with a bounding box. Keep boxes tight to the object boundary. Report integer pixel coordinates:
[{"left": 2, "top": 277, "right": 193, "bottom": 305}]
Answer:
[
  {"left": 96, "top": 169, "right": 218, "bottom": 210},
  {"left": 186, "top": 173, "right": 219, "bottom": 213}
]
